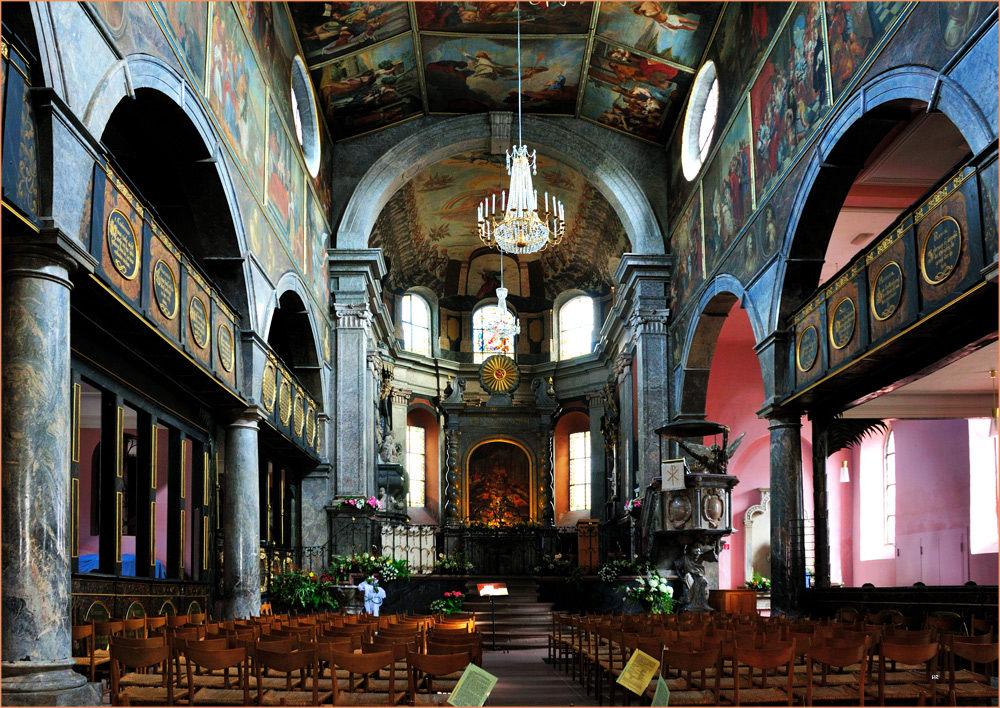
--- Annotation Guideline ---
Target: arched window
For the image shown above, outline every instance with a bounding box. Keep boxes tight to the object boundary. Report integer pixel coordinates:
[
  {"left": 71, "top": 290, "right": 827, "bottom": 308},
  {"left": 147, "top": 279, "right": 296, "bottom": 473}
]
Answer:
[
  {"left": 402, "top": 293, "right": 431, "bottom": 357},
  {"left": 473, "top": 305, "right": 516, "bottom": 364},
  {"left": 406, "top": 425, "right": 426, "bottom": 507},
  {"left": 559, "top": 296, "right": 595, "bottom": 360},
  {"left": 884, "top": 428, "right": 896, "bottom": 546},
  {"left": 569, "top": 431, "right": 591, "bottom": 511}
]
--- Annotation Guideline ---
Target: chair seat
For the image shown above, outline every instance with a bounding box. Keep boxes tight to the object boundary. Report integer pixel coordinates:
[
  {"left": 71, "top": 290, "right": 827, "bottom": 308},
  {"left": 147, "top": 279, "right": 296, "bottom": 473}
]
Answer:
[
  {"left": 260, "top": 689, "right": 334, "bottom": 705},
  {"left": 412, "top": 692, "right": 453, "bottom": 706},
  {"left": 120, "top": 685, "right": 188, "bottom": 706},
  {"left": 719, "top": 686, "right": 793, "bottom": 705},
  {"left": 937, "top": 681, "right": 997, "bottom": 698},
  {"left": 189, "top": 687, "right": 250, "bottom": 705},
  {"left": 339, "top": 692, "right": 405, "bottom": 706},
  {"left": 259, "top": 676, "right": 304, "bottom": 689},
  {"left": 864, "top": 682, "right": 935, "bottom": 699},
  {"left": 793, "top": 684, "right": 863, "bottom": 702},
  {"left": 649, "top": 688, "right": 717, "bottom": 705}
]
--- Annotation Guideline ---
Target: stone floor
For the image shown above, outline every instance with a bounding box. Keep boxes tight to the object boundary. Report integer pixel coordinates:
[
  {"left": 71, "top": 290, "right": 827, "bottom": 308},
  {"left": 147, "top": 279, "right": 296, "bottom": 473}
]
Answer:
[{"left": 481, "top": 648, "right": 601, "bottom": 706}]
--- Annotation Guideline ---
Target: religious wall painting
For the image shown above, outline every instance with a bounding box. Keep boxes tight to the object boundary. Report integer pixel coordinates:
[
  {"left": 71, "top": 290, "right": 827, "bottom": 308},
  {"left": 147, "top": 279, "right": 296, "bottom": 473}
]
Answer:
[
  {"left": 266, "top": 99, "right": 304, "bottom": 263},
  {"left": 416, "top": 2, "right": 593, "bottom": 35},
  {"left": 312, "top": 120, "right": 335, "bottom": 224},
  {"left": 207, "top": 2, "right": 267, "bottom": 192},
  {"left": 669, "top": 187, "right": 702, "bottom": 310},
  {"left": 581, "top": 40, "right": 692, "bottom": 142},
  {"left": 307, "top": 190, "right": 329, "bottom": 300},
  {"left": 91, "top": 2, "right": 177, "bottom": 68},
  {"left": 702, "top": 100, "right": 752, "bottom": 271},
  {"left": 1, "top": 57, "right": 40, "bottom": 220},
  {"left": 421, "top": 34, "right": 585, "bottom": 114},
  {"left": 370, "top": 184, "right": 451, "bottom": 294},
  {"left": 466, "top": 253, "right": 521, "bottom": 298},
  {"left": 243, "top": 2, "right": 300, "bottom": 134},
  {"left": 595, "top": 2, "right": 721, "bottom": 69},
  {"left": 234, "top": 165, "right": 290, "bottom": 285},
  {"left": 707, "top": 2, "right": 789, "bottom": 138},
  {"left": 750, "top": 2, "right": 828, "bottom": 199},
  {"left": 314, "top": 32, "right": 422, "bottom": 138},
  {"left": 979, "top": 158, "right": 998, "bottom": 266},
  {"left": 665, "top": 118, "right": 695, "bottom": 230},
  {"left": 467, "top": 442, "right": 532, "bottom": 525},
  {"left": 826, "top": 2, "right": 906, "bottom": 99},
  {"left": 290, "top": 2, "right": 411, "bottom": 65},
  {"left": 152, "top": 1, "right": 208, "bottom": 90}
]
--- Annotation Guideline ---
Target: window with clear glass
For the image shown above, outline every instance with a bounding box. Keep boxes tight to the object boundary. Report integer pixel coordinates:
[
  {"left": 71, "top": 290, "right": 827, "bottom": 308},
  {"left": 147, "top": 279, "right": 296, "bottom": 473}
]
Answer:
[
  {"left": 569, "top": 431, "right": 591, "bottom": 512},
  {"left": 402, "top": 294, "right": 431, "bottom": 357},
  {"left": 406, "top": 426, "right": 426, "bottom": 507},
  {"left": 559, "top": 296, "right": 594, "bottom": 360},
  {"left": 681, "top": 61, "right": 719, "bottom": 181},
  {"left": 473, "top": 305, "right": 516, "bottom": 364},
  {"left": 884, "top": 428, "right": 896, "bottom": 546}
]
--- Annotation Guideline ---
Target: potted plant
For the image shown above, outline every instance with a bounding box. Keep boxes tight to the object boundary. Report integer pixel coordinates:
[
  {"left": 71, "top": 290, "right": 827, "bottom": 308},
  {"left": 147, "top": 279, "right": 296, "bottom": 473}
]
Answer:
[
  {"left": 621, "top": 572, "right": 675, "bottom": 614},
  {"left": 429, "top": 590, "right": 465, "bottom": 616},
  {"left": 624, "top": 496, "right": 643, "bottom": 519},
  {"left": 270, "top": 569, "right": 341, "bottom": 612},
  {"left": 333, "top": 496, "right": 384, "bottom": 515},
  {"left": 745, "top": 571, "right": 771, "bottom": 593}
]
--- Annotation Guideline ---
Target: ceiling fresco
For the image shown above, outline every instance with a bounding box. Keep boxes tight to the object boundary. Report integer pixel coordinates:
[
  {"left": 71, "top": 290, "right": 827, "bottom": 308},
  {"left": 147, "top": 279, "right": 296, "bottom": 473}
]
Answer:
[
  {"left": 290, "top": 1, "right": 725, "bottom": 143},
  {"left": 369, "top": 150, "right": 629, "bottom": 300}
]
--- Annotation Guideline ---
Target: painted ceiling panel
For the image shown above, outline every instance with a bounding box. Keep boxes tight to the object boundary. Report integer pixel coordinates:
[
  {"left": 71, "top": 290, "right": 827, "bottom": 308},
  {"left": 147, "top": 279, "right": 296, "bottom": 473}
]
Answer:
[
  {"left": 415, "top": 2, "right": 595, "bottom": 34},
  {"left": 594, "top": 2, "right": 721, "bottom": 68},
  {"left": 290, "top": 2, "right": 412, "bottom": 65}
]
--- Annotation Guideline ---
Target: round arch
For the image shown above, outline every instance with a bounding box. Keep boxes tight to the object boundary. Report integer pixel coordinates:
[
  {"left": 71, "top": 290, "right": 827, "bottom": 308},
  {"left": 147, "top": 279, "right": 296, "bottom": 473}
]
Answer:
[
  {"left": 338, "top": 114, "right": 664, "bottom": 255},
  {"left": 773, "top": 65, "right": 994, "bottom": 326},
  {"left": 675, "top": 275, "right": 767, "bottom": 420},
  {"left": 264, "top": 273, "right": 325, "bottom": 405},
  {"left": 463, "top": 437, "right": 536, "bottom": 524}
]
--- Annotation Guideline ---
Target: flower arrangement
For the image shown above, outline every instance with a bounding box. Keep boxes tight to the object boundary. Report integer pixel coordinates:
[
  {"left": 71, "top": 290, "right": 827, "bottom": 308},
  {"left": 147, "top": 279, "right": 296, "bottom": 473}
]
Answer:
[
  {"left": 433, "top": 552, "right": 474, "bottom": 575},
  {"left": 533, "top": 554, "right": 575, "bottom": 576},
  {"left": 270, "top": 569, "right": 340, "bottom": 610},
  {"left": 745, "top": 571, "right": 771, "bottom": 591},
  {"left": 429, "top": 590, "right": 465, "bottom": 615},
  {"left": 597, "top": 557, "right": 654, "bottom": 582},
  {"left": 624, "top": 497, "right": 643, "bottom": 515},
  {"left": 336, "top": 496, "right": 384, "bottom": 513},
  {"left": 331, "top": 553, "right": 410, "bottom": 582},
  {"left": 622, "top": 572, "right": 675, "bottom": 614}
]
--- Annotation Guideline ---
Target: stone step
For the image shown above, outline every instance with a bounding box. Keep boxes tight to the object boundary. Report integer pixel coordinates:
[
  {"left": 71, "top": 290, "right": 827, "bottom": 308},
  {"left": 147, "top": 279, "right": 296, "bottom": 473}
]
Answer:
[{"left": 463, "top": 602, "right": 553, "bottom": 613}]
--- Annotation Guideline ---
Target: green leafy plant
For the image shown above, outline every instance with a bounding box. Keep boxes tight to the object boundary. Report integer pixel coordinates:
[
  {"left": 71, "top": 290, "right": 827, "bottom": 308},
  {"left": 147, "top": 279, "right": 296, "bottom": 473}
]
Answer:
[
  {"left": 597, "top": 557, "right": 654, "bottom": 582},
  {"left": 433, "top": 552, "right": 474, "bottom": 575},
  {"left": 428, "top": 590, "right": 465, "bottom": 615},
  {"left": 330, "top": 553, "right": 410, "bottom": 582},
  {"left": 745, "top": 572, "right": 771, "bottom": 591},
  {"left": 621, "top": 572, "right": 675, "bottom": 614},
  {"left": 270, "top": 570, "right": 340, "bottom": 610},
  {"left": 533, "top": 554, "right": 575, "bottom": 576}
]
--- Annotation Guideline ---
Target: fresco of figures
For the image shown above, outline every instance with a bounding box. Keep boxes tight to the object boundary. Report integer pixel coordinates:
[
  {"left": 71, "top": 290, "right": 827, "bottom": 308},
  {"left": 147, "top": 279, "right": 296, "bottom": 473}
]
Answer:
[
  {"left": 595, "top": 2, "right": 721, "bottom": 68},
  {"left": 243, "top": 2, "right": 300, "bottom": 134},
  {"left": 416, "top": 2, "right": 593, "bottom": 34},
  {"left": 207, "top": 2, "right": 267, "bottom": 191},
  {"left": 750, "top": 3, "right": 828, "bottom": 199},
  {"left": 581, "top": 40, "right": 692, "bottom": 142},
  {"left": 266, "top": 100, "right": 303, "bottom": 255},
  {"left": 307, "top": 192, "right": 329, "bottom": 298},
  {"left": 153, "top": 2, "right": 208, "bottom": 90},
  {"left": 702, "top": 101, "right": 753, "bottom": 270},
  {"left": 314, "top": 33, "right": 423, "bottom": 137},
  {"left": 422, "top": 35, "right": 584, "bottom": 114},
  {"left": 670, "top": 188, "right": 703, "bottom": 309},
  {"left": 290, "top": 2, "right": 411, "bottom": 65},
  {"left": 866, "top": 2, "right": 983, "bottom": 78},
  {"left": 826, "top": 2, "right": 906, "bottom": 99}
]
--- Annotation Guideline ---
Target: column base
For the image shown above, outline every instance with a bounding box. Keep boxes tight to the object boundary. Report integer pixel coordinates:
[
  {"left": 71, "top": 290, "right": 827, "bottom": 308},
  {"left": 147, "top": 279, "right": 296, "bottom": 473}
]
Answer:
[{"left": 1, "top": 662, "right": 101, "bottom": 706}]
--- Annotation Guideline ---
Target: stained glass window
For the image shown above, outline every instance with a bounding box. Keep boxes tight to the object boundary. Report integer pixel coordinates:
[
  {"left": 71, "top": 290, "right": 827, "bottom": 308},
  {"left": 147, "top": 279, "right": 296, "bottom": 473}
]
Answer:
[
  {"left": 402, "top": 294, "right": 431, "bottom": 357},
  {"left": 559, "top": 296, "right": 594, "bottom": 360},
  {"left": 406, "top": 426, "right": 425, "bottom": 507},
  {"left": 473, "top": 305, "right": 516, "bottom": 364},
  {"left": 569, "top": 431, "right": 591, "bottom": 512}
]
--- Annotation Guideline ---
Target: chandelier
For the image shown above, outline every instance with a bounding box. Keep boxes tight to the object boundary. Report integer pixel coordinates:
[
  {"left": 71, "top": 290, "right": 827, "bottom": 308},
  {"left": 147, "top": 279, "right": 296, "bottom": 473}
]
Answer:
[{"left": 477, "top": 3, "right": 565, "bottom": 254}]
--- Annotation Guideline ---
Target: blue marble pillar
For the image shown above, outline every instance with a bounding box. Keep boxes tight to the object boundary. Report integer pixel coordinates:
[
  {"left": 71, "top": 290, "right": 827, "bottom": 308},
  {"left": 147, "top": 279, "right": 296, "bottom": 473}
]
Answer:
[
  {"left": 223, "top": 411, "right": 262, "bottom": 620},
  {"left": 2, "top": 245, "right": 98, "bottom": 705},
  {"left": 443, "top": 428, "right": 461, "bottom": 525},
  {"left": 767, "top": 411, "right": 805, "bottom": 617},
  {"left": 586, "top": 391, "right": 608, "bottom": 520},
  {"left": 537, "top": 431, "right": 555, "bottom": 525}
]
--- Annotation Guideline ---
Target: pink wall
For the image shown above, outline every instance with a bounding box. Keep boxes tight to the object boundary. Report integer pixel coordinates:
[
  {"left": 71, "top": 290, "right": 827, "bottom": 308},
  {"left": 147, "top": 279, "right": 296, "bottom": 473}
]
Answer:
[{"left": 554, "top": 410, "right": 590, "bottom": 526}]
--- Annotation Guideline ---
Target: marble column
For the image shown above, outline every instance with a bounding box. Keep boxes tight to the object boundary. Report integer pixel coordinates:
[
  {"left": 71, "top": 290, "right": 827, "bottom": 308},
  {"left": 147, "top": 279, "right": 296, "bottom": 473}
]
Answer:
[
  {"left": 615, "top": 352, "right": 634, "bottom": 512},
  {"left": 537, "top": 431, "right": 555, "bottom": 525},
  {"left": 811, "top": 423, "right": 831, "bottom": 588},
  {"left": 223, "top": 410, "right": 262, "bottom": 620},
  {"left": 2, "top": 244, "right": 96, "bottom": 705},
  {"left": 390, "top": 388, "right": 411, "bottom": 452},
  {"left": 767, "top": 410, "right": 805, "bottom": 617},
  {"left": 332, "top": 303, "right": 375, "bottom": 497},
  {"left": 443, "top": 428, "right": 461, "bottom": 524},
  {"left": 586, "top": 390, "right": 608, "bottom": 520}
]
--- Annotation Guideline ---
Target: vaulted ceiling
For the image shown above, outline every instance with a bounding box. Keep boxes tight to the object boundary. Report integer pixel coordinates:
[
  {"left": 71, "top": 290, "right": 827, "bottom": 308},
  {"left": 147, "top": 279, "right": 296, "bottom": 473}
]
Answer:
[{"left": 289, "top": 1, "right": 724, "bottom": 145}]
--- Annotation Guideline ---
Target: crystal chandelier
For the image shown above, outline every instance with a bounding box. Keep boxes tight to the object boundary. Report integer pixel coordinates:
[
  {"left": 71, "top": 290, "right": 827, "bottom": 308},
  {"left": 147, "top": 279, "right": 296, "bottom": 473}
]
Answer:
[
  {"left": 493, "top": 254, "right": 520, "bottom": 343},
  {"left": 477, "top": 3, "right": 565, "bottom": 254}
]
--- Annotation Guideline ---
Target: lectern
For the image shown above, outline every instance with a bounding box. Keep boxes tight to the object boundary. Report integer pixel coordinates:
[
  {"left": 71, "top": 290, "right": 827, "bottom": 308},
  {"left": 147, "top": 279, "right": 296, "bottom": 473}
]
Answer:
[{"left": 477, "top": 583, "right": 508, "bottom": 651}]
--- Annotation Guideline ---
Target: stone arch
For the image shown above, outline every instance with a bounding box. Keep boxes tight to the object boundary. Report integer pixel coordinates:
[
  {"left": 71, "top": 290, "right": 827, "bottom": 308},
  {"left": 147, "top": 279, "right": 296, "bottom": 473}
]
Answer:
[
  {"left": 773, "top": 65, "right": 994, "bottom": 326},
  {"left": 338, "top": 114, "right": 664, "bottom": 255},
  {"left": 265, "top": 273, "right": 325, "bottom": 404},
  {"left": 79, "top": 54, "right": 256, "bottom": 329},
  {"left": 675, "top": 275, "right": 767, "bottom": 420}
]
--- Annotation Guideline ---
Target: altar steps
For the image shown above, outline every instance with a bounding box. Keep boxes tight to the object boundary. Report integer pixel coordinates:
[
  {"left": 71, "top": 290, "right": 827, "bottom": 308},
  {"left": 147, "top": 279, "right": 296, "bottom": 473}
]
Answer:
[{"left": 460, "top": 577, "right": 553, "bottom": 651}]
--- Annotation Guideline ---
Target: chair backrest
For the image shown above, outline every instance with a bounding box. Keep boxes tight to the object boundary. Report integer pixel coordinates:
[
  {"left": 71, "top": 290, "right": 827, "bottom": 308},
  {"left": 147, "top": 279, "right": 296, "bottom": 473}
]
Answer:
[
  {"left": 362, "top": 640, "right": 414, "bottom": 661},
  {"left": 662, "top": 641, "right": 722, "bottom": 697},
  {"left": 926, "top": 612, "right": 965, "bottom": 635},
  {"left": 319, "top": 632, "right": 361, "bottom": 652},
  {"left": 880, "top": 639, "right": 938, "bottom": 666},
  {"left": 182, "top": 643, "right": 248, "bottom": 672},
  {"left": 734, "top": 639, "right": 795, "bottom": 706},
  {"left": 947, "top": 636, "right": 999, "bottom": 681},
  {"left": 183, "top": 637, "right": 227, "bottom": 651},
  {"left": 112, "top": 635, "right": 167, "bottom": 648},
  {"left": 254, "top": 645, "right": 318, "bottom": 705},
  {"left": 405, "top": 650, "right": 471, "bottom": 678},
  {"left": 166, "top": 614, "right": 189, "bottom": 627},
  {"left": 884, "top": 627, "right": 936, "bottom": 644},
  {"left": 145, "top": 616, "right": 167, "bottom": 632},
  {"left": 94, "top": 619, "right": 124, "bottom": 639},
  {"left": 108, "top": 643, "right": 172, "bottom": 706},
  {"left": 254, "top": 637, "right": 297, "bottom": 653}
]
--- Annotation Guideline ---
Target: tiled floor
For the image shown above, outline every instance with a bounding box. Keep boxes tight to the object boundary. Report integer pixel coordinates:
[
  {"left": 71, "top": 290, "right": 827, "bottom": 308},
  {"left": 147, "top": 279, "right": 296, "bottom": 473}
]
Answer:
[{"left": 481, "top": 648, "right": 601, "bottom": 706}]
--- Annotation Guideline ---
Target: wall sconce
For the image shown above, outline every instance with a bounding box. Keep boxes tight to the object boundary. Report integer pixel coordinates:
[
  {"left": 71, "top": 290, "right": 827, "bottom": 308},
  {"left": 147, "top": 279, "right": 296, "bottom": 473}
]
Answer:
[{"left": 840, "top": 459, "right": 850, "bottom": 483}]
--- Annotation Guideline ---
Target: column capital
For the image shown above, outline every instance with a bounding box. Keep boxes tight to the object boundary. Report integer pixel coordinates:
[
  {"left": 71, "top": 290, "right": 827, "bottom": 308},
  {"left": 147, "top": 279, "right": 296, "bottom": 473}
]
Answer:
[
  {"left": 390, "top": 387, "right": 411, "bottom": 406},
  {"left": 613, "top": 349, "right": 632, "bottom": 378},
  {"left": 759, "top": 405, "right": 802, "bottom": 427},
  {"left": 226, "top": 406, "right": 265, "bottom": 429},
  {"left": 628, "top": 307, "right": 671, "bottom": 337},
  {"left": 586, "top": 389, "right": 607, "bottom": 409},
  {"left": 334, "top": 302, "right": 373, "bottom": 330}
]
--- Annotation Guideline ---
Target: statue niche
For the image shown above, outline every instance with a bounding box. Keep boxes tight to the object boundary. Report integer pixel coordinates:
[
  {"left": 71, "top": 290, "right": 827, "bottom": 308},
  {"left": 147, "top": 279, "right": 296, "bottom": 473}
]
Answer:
[{"left": 466, "top": 442, "right": 532, "bottom": 525}]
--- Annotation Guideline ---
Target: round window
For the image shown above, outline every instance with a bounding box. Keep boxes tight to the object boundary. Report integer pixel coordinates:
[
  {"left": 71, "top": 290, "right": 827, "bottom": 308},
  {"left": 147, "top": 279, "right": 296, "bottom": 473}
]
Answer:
[
  {"left": 290, "top": 55, "right": 321, "bottom": 178},
  {"left": 681, "top": 61, "right": 719, "bottom": 181}
]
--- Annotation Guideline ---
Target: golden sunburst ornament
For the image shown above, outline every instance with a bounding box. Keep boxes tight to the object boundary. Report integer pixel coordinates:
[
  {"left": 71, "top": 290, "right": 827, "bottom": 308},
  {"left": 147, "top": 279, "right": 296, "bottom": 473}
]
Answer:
[{"left": 479, "top": 355, "right": 520, "bottom": 395}]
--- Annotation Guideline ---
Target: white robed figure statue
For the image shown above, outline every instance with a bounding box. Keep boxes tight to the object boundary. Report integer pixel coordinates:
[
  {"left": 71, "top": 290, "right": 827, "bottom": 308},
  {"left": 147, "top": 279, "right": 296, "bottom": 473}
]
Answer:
[{"left": 357, "top": 576, "right": 386, "bottom": 616}]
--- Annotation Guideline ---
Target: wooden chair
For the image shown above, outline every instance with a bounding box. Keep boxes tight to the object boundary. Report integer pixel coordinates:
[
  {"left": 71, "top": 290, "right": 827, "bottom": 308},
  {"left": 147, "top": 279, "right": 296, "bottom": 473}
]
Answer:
[
  {"left": 940, "top": 636, "right": 998, "bottom": 705},
  {"left": 720, "top": 639, "right": 797, "bottom": 706},
  {"left": 649, "top": 641, "right": 722, "bottom": 706},
  {"left": 166, "top": 614, "right": 189, "bottom": 628},
  {"left": 425, "top": 632, "right": 483, "bottom": 666},
  {"left": 182, "top": 644, "right": 251, "bottom": 705},
  {"left": 254, "top": 644, "right": 327, "bottom": 706},
  {"left": 72, "top": 624, "right": 106, "bottom": 683},
  {"left": 795, "top": 635, "right": 869, "bottom": 705},
  {"left": 108, "top": 641, "right": 182, "bottom": 706},
  {"left": 866, "top": 639, "right": 939, "bottom": 706},
  {"left": 123, "top": 617, "right": 147, "bottom": 639},
  {"left": 145, "top": 616, "right": 167, "bottom": 634},
  {"left": 330, "top": 648, "right": 405, "bottom": 705},
  {"left": 405, "top": 650, "right": 471, "bottom": 706}
]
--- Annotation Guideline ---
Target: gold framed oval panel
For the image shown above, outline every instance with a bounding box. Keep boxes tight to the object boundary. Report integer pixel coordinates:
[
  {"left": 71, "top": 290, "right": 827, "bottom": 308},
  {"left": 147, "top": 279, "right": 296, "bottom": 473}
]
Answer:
[
  {"left": 107, "top": 209, "right": 140, "bottom": 280},
  {"left": 293, "top": 388, "right": 305, "bottom": 437},
  {"left": 920, "top": 216, "right": 963, "bottom": 285},
  {"left": 829, "top": 297, "right": 857, "bottom": 350},
  {"left": 262, "top": 361, "right": 277, "bottom": 413},
  {"left": 871, "top": 261, "right": 904, "bottom": 321},
  {"left": 152, "top": 259, "right": 178, "bottom": 319},
  {"left": 278, "top": 378, "right": 292, "bottom": 426},
  {"left": 188, "top": 296, "right": 210, "bottom": 349},
  {"left": 796, "top": 325, "right": 819, "bottom": 372},
  {"left": 217, "top": 323, "right": 235, "bottom": 372}
]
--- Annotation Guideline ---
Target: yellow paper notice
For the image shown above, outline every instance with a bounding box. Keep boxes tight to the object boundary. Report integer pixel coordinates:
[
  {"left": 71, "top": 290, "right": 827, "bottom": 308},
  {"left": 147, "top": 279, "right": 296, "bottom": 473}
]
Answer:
[
  {"left": 616, "top": 649, "right": 661, "bottom": 696},
  {"left": 447, "top": 663, "right": 498, "bottom": 707}
]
